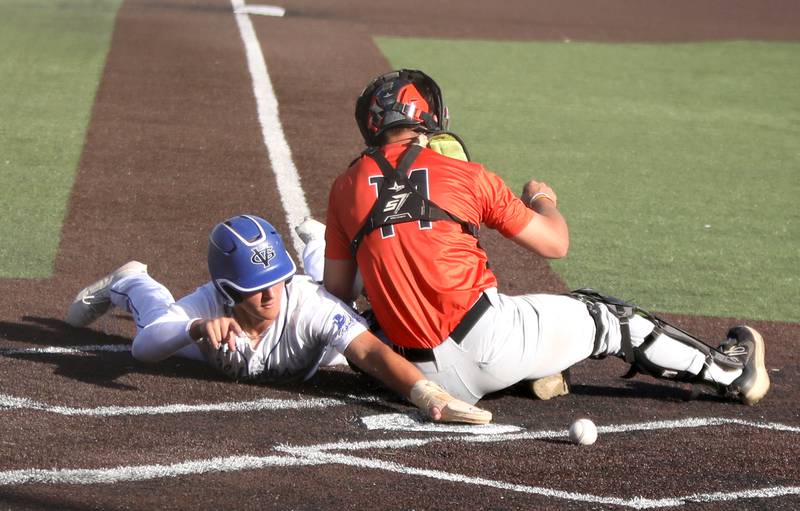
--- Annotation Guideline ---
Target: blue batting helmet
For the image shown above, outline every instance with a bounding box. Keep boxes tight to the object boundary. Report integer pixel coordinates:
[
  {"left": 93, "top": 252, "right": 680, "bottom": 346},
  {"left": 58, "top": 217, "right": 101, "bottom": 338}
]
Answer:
[{"left": 208, "top": 215, "right": 296, "bottom": 306}]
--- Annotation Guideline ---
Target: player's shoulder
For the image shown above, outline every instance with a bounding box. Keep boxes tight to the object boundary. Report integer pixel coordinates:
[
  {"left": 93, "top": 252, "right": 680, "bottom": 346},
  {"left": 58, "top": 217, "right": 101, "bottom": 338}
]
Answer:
[
  {"left": 287, "top": 276, "right": 357, "bottom": 312},
  {"left": 286, "top": 275, "right": 335, "bottom": 303},
  {"left": 332, "top": 156, "right": 366, "bottom": 189},
  {"left": 175, "top": 281, "right": 227, "bottom": 318},
  {"left": 286, "top": 274, "right": 319, "bottom": 294}
]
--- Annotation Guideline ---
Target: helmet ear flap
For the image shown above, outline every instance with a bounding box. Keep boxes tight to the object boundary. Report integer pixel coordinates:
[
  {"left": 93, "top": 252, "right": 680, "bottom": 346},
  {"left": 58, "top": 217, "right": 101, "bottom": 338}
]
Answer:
[{"left": 222, "top": 284, "right": 243, "bottom": 305}]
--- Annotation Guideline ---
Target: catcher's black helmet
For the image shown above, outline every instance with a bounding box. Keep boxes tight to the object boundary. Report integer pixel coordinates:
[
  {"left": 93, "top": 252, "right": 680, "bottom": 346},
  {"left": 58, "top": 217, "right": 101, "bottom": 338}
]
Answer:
[{"left": 355, "top": 69, "right": 448, "bottom": 146}]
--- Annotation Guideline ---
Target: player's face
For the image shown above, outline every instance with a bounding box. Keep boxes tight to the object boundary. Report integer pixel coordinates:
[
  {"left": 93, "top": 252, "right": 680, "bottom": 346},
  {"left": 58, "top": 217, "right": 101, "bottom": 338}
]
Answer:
[{"left": 235, "top": 281, "right": 285, "bottom": 324}]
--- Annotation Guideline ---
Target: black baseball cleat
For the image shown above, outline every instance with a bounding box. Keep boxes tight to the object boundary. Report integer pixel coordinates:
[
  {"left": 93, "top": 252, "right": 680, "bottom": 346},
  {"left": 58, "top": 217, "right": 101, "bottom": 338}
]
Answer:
[{"left": 719, "top": 326, "right": 770, "bottom": 405}]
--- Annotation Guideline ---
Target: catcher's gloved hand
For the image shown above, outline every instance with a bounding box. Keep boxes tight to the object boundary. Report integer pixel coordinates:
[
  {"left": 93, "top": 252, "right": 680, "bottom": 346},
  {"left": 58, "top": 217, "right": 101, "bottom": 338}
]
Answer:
[
  {"left": 416, "top": 132, "right": 471, "bottom": 162},
  {"left": 409, "top": 380, "right": 492, "bottom": 425}
]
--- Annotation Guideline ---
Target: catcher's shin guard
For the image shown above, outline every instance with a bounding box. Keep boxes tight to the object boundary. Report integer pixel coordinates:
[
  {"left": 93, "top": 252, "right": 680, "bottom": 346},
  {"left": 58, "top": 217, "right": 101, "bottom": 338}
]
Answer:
[{"left": 568, "top": 288, "right": 744, "bottom": 384}]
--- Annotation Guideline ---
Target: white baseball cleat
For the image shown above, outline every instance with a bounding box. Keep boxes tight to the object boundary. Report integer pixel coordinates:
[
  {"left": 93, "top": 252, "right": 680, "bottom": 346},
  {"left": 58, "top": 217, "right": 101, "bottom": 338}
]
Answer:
[
  {"left": 65, "top": 261, "right": 147, "bottom": 327},
  {"left": 294, "top": 217, "right": 326, "bottom": 244}
]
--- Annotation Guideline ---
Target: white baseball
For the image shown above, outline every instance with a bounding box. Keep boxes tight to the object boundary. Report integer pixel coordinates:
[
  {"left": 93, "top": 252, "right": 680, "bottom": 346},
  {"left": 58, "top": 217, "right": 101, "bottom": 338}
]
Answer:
[{"left": 569, "top": 418, "right": 597, "bottom": 445}]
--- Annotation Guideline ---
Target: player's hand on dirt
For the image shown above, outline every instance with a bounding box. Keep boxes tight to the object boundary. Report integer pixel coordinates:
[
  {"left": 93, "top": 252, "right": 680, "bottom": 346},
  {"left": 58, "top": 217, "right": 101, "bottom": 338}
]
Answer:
[
  {"left": 521, "top": 179, "right": 557, "bottom": 208},
  {"left": 409, "top": 380, "right": 492, "bottom": 425},
  {"left": 190, "top": 317, "right": 245, "bottom": 351}
]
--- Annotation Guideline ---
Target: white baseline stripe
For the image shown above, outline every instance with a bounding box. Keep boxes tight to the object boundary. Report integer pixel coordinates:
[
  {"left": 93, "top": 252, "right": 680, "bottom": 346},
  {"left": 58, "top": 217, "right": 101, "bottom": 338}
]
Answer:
[
  {"left": 288, "top": 449, "right": 684, "bottom": 509},
  {"left": 0, "top": 393, "right": 345, "bottom": 417},
  {"left": 231, "top": 0, "right": 310, "bottom": 260},
  {"left": 281, "top": 438, "right": 800, "bottom": 509},
  {"left": 0, "top": 455, "right": 320, "bottom": 486},
  {"left": 233, "top": 4, "right": 285, "bottom": 17},
  {"left": 291, "top": 416, "right": 800, "bottom": 453},
  {"left": 683, "top": 486, "right": 800, "bottom": 505},
  {"left": 0, "top": 344, "right": 131, "bottom": 355},
  {"left": 4, "top": 416, "right": 799, "bottom": 506}
]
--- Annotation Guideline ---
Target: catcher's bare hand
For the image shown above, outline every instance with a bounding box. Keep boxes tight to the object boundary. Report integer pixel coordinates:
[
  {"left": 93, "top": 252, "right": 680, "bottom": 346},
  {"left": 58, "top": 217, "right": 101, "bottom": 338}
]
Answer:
[
  {"left": 521, "top": 179, "right": 557, "bottom": 208},
  {"left": 409, "top": 380, "right": 492, "bottom": 425},
  {"left": 190, "top": 317, "right": 246, "bottom": 352}
]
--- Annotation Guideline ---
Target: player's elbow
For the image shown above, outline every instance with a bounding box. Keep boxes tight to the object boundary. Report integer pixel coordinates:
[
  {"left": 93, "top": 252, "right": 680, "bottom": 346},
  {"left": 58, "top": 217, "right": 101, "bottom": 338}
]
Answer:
[
  {"left": 513, "top": 222, "right": 570, "bottom": 259},
  {"left": 549, "top": 238, "right": 570, "bottom": 259},
  {"left": 538, "top": 240, "right": 569, "bottom": 259},
  {"left": 130, "top": 339, "right": 155, "bottom": 363},
  {"left": 131, "top": 331, "right": 167, "bottom": 363},
  {"left": 543, "top": 222, "right": 570, "bottom": 258}
]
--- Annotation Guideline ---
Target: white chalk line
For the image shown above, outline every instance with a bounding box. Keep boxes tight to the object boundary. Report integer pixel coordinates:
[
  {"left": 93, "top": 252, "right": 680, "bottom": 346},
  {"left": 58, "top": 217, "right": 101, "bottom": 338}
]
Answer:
[
  {"left": 0, "top": 344, "right": 131, "bottom": 355},
  {"left": 285, "top": 448, "right": 681, "bottom": 509},
  {"left": 231, "top": 0, "right": 310, "bottom": 262},
  {"left": 0, "top": 392, "right": 384, "bottom": 417},
  {"left": 0, "top": 454, "right": 320, "bottom": 486},
  {"left": 0, "top": 392, "right": 347, "bottom": 417},
  {"left": 275, "top": 416, "right": 800, "bottom": 509},
  {"left": 299, "top": 416, "right": 800, "bottom": 453},
  {"left": 306, "top": 450, "right": 800, "bottom": 509},
  {"left": 2, "top": 416, "right": 798, "bottom": 509},
  {"left": 233, "top": 4, "right": 285, "bottom": 17},
  {"left": 0, "top": 341, "right": 387, "bottom": 417}
]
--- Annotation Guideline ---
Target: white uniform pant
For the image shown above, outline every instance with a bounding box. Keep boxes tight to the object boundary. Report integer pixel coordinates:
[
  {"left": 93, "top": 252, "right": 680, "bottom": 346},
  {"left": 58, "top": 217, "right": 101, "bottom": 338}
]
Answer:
[
  {"left": 303, "top": 242, "right": 740, "bottom": 405},
  {"left": 411, "top": 289, "right": 740, "bottom": 404},
  {"left": 410, "top": 291, "right": 598, "bottom": 404}
]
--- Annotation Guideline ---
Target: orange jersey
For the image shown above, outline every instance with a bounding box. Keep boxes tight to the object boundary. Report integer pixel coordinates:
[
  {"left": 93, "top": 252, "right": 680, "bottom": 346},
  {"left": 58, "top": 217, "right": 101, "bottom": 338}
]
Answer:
[{"left": 325, "top": 141, "right": 534, "bottom": 348}]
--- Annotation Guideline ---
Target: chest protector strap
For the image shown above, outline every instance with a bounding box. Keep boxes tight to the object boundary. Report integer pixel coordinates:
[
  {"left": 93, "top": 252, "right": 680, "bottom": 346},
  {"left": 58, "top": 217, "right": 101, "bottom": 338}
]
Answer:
[{"left": 350, "top": 144, "right": 480, "bottom": 257}]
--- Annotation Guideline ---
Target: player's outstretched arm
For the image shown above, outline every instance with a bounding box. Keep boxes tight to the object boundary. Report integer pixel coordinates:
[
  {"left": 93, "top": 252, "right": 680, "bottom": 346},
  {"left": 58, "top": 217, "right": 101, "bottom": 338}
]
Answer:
[
  {"left": 514, "top": 179, "right": 569, "bottom": 258},
  {"left": 344, "top": 332, "right": 492, "bottom": 424}
]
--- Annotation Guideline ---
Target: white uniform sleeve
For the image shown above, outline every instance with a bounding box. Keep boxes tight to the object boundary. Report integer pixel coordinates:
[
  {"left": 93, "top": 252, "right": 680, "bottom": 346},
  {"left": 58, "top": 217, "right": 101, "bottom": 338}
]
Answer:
[
  {"left": 131, "top": 284, "right": 221, "bottom": 363},
  {"left": 300, "top": 286, "right": 368, "bottom": 355}
]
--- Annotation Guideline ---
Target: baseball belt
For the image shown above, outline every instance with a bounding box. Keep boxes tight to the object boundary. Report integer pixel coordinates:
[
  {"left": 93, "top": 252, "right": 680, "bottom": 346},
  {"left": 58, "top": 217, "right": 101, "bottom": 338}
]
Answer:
[{"left": 395, "top": 293, "right": 491, "bottom": 362}]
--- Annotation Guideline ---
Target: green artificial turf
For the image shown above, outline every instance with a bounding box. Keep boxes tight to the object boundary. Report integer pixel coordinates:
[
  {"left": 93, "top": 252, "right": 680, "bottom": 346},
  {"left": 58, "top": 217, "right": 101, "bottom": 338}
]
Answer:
[
  {"left": 0, "top": 0, "right": 121, "bottom": 278},
  {"left": 376, "top": 37, "right": 800, "bottom": 322}
]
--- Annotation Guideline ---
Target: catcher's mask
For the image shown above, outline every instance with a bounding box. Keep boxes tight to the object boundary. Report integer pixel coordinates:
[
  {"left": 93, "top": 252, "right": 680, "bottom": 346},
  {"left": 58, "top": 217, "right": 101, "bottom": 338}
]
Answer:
[
  {"left": 207, "top": 215, "right": 296, "bottom": 306},
  {"left": 355, "top": 69, "right": 448, "bottom": 146}
]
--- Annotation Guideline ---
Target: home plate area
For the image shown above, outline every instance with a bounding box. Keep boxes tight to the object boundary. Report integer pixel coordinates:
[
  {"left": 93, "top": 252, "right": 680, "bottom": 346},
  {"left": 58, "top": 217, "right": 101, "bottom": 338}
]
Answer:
[
  {"left": 286, "top": 415, "right": 800, "bottom": 509},
  {"left": 2, "top": 388, "right": 799, "bottom": 508},
  {"left": 0, "top": 345, "right": 798, "bottom": 508}
]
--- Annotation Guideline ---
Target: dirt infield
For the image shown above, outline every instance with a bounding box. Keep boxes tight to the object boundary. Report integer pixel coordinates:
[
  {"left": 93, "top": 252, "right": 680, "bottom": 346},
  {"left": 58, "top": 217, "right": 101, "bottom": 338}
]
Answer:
[{"left": 1, "top": 0, "right": 798, "bottom": 509}]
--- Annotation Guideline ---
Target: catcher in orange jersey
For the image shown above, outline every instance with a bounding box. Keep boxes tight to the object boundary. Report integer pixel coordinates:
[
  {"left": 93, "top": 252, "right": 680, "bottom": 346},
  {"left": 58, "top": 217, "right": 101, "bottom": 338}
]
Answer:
[{"left": 321, "top": 69, "right": 769, "bottom": 407}]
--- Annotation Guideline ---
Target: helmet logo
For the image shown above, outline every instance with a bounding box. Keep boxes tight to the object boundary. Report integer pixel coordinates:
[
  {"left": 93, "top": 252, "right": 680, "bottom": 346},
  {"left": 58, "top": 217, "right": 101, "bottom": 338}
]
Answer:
[{"left": 250, "top": 243, "right": 276, "bottom": 268}]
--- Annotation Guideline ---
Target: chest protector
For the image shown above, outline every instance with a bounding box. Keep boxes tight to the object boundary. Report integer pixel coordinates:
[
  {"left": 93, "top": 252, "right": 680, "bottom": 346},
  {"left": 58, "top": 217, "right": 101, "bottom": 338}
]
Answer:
[{"left": 350, "top": 143, "right": 481, "bottom": 257}]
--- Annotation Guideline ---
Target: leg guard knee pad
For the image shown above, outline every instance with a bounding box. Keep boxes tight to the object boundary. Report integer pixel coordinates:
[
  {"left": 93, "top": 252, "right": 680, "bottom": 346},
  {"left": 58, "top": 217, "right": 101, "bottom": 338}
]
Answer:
[
  {"left": 568, "top": 288, "right": 636, "bottom": 362},
  {"left": 568, "top": 288, "right": 743, "bottom": 383}
]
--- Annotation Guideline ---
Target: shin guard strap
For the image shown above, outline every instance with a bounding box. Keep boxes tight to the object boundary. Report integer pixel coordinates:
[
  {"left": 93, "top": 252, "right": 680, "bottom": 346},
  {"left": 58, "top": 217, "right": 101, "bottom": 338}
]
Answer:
[{"left": 569, "top": 288, "right": 635, "bottom": 362}]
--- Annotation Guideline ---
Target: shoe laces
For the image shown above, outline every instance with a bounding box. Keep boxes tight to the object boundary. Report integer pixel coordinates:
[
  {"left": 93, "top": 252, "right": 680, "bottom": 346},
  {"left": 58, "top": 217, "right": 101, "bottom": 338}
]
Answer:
[
  {"left": 80, "top": 294, "right": 109, "bottom": 306},
  {"left": 720, "top": 342, "right": 747, "bottom": 358}
]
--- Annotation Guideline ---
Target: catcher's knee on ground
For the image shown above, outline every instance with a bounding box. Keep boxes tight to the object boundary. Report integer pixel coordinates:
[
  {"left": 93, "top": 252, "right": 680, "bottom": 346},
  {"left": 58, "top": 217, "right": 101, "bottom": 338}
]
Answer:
[{"left": 527, "top": 370, "right": 571, "bottom": 400}]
